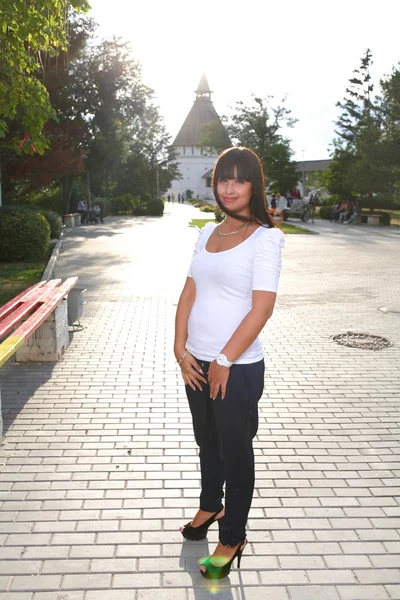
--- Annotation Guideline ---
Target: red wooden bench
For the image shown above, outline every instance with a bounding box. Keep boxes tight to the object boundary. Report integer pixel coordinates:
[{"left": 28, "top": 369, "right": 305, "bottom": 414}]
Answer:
[{"left": 0, "top": 277, "right": 78, "bottom": 367}]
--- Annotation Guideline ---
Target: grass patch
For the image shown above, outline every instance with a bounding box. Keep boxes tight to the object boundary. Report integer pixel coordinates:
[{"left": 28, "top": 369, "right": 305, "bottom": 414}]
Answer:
[
  {"left": 282, "top": 223, "right": 314, "bottom": 234},
  {"left": 189, "top": 219, "right": 217, "bottom": 229},
  {"left": 0, "top": 262, "right": 45, "bottom": 306},
  {"left": 189, "top": 219, "right": 313, "bottom": 234}
]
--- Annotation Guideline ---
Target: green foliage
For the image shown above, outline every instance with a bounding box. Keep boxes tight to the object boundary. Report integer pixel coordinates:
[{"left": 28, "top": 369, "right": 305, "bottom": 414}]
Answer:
[
  {"left": 132, "top": 204, "right": 148, "bottom": 216},
  {"left": 197, "top": 119, "right": 231, "bottom": 152},
  {"left": 318, "top": 206, "right": 335, "bottom": 220},
  {"left": 327, "top": 49, "right": 398, "bottom": 205},
  {"left": 0, "top": 204, "right": 61, "bottom": 238},
  {"left": 224, "top": 95, "right": 298, "bottom": 194},
  {"left": 214, "top": 207, "right": 224, "bottom": 222},
  {"left": 146, "top": 198, "right": 164, "bottom": 216},
  {"left": 321, "top": 194, "right": 340, "bottom": 206},
  {"left": 378, "top": 212, "right": 391, "bottom": 226},
  {"left": 41, "top": 210, "right": 62, "bottom": 239},
  {"left": 110, "top": 194, "right": 138, "bottom": 214},
  {"left": 199, "top": 205, "right": 215, "bottom": 213},
  {"left": 0, "top": 209, "right": 50, "bottom": 261},
  {"left": 140, "top": 194, "right": 151, "bottom": 203},
  {"left": 0, "top": 0, "right": 89, "bottom": 148}
]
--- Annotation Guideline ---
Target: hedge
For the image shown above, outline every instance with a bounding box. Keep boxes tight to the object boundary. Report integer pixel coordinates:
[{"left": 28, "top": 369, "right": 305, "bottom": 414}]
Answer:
[
  {"left": 0, "top": 209, "right": 50, "bottom": 261},
  {"left": 318, "top": 206, "right": 334, "bottom": 219},
  {"left": 0, "top": 205, "right": 61, "bottom": 239}
]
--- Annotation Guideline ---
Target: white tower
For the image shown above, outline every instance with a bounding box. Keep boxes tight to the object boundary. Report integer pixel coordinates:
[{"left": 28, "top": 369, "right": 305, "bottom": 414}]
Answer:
[{"left": 168, "top": 75, "right": 231, "bottom": 202}]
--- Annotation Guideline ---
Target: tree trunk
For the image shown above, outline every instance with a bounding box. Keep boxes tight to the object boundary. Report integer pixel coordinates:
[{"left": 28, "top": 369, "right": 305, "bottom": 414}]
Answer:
[{"left": 63, "top": 174, "right": 74, "bottom": 214}]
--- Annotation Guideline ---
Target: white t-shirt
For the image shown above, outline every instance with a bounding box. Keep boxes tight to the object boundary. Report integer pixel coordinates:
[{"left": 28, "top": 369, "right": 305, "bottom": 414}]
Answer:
[{"left": 186, "top": 222, "right": 285, "bottom": 364}]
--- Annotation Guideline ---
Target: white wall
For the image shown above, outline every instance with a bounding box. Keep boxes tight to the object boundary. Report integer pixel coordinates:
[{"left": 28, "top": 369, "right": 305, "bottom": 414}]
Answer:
[{"left": 167, "top": 146, "right": 218, "bottom": 200}]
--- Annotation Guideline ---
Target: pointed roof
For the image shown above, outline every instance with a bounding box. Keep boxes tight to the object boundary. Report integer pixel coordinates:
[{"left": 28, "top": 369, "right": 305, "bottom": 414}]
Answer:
[
  {"left": 196, "top": 74, "right": 211, "bottom": 96},
  {"left": 172, "top": 75, "right": 231, "bottom": 147}
]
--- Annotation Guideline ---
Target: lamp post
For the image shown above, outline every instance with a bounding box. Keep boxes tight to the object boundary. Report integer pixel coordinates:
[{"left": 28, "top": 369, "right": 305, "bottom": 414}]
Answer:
[{"left": 156, "top": 169, "right": 160, "bottom": 198}]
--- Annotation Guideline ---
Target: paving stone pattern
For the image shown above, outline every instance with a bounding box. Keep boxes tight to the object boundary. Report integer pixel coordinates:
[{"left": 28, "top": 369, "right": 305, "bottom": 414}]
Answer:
[{"left": 1, "top": 205, "right": 400, "bottom": 599}]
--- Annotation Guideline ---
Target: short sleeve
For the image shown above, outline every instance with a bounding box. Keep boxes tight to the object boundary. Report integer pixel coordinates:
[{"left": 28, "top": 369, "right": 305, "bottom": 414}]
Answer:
[
  {"left": 252, "top": 227, "right": 285, "bottom": 292},
  {"left": 187, "top": 222, "right": 215, "bottom": 277}
]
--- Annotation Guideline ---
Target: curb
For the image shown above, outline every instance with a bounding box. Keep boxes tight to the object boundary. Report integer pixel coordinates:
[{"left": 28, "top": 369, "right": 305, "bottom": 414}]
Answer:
[{"left": 41, "top": 231, "right": 64, "bottom": 282}]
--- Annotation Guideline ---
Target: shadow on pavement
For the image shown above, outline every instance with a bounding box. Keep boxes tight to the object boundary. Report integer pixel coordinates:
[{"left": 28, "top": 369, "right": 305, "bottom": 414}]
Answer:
[
  {"left": 179, "top": 539, "right": 237, "bottom": 599},
  {"left": 0, "top": 361, "right": 56, "bottom": 435}
]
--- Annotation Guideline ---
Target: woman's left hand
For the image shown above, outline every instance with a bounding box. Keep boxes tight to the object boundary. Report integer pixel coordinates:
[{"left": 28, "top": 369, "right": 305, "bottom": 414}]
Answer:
[{"left": 208, "top": 361, "right": 231, "bottom": 400}]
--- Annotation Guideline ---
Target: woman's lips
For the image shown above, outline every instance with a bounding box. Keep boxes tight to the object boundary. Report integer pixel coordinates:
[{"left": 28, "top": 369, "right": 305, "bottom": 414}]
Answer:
[{"left": 222, "top": 197, "right": 236, "bottom": 203}]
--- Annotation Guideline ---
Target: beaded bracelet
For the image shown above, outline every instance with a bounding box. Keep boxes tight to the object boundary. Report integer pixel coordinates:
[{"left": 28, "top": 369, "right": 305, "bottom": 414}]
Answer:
[{"left": 177, "top": 350, "right": 188, "bottom": 366}]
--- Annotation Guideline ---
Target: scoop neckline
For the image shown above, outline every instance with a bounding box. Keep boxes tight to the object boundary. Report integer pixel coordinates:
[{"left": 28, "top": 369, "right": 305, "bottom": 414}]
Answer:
[{"left": 204, "top": 223, "right": 264, "bottom": 255}]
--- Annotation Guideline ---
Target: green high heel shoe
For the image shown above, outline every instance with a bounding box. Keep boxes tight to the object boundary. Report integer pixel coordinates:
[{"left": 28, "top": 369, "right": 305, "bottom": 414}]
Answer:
[{"left": 199, "top": 537, "right": 247, "bottom": 579}]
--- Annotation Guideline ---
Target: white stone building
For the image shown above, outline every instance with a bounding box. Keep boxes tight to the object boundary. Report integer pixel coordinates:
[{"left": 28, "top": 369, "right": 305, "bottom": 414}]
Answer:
[{"left": 167, "top": 75, "right": 230, "bottom": 202}]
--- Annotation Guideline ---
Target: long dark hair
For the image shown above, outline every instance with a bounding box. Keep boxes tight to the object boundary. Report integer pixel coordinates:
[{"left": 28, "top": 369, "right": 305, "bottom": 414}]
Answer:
[{"left": 212, "top": 146, "right": 274, "bottom": 228}]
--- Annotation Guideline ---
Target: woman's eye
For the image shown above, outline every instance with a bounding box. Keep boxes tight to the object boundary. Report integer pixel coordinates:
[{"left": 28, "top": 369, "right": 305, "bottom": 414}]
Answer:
[
  {"left": 219, "top": 178, "right": 227, "bottom": 183},
  {"left": 236, "top": 179, "right": 245, "bottom": 184}
]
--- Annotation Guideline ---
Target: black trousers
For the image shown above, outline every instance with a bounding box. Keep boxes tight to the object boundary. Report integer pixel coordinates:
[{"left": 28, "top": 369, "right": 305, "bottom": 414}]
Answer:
[{"left": 185, "top": 358, "right": 265, "bottom": 547}]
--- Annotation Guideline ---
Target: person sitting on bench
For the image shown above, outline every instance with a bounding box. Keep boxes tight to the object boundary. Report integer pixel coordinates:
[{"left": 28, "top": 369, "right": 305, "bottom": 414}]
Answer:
[
  {"left": 92, "top": 204, "right": 104, "bottom": 224},
  {"left": 343, "top": 201, "right": 361, "bottom": 224},
  {"left": 77, "top": 199, "right": 88, "bottom": 224}
]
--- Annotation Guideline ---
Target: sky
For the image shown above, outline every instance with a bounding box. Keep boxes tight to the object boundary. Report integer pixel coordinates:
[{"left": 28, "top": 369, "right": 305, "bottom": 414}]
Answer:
[{"left": 89, "top": 0, "right": 400, "bottom": 161}]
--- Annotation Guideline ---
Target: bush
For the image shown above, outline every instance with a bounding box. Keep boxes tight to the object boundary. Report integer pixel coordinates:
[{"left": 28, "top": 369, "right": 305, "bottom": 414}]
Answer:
[
  {"left": 379, "top": 212, "right": 391, "bottom": 226},
  {"left": 321, "top": 194, "right": 340, "bottom": 206},
  {"left": 140, "top": 193, "right": 151, "bottom": 203},
  {"left": 214, "top": 207, "right": 224, "bottom": 222},
  {"left": 132, "top": 203, "right": 148, "bottom": 216},
  {"left": 110, "top": 194, "right": 138, "bottom": 214},
  {"left": 0, "top": 208, "right": 50, "bottom": 261},
  {"left": 319, "top": 205, "right": 334, "bottom": 219},
  {"left": 41, "top": 210, "right": 62, "bottom": 239},
  {"left": 0, "top": 204, "right": 61, "bottom": 238},
  {"left": 199, "top": 205, "right": 215, "bottom": 213},
  {"left": 146, "top": 198, "right": 164, "bottom": 216}
]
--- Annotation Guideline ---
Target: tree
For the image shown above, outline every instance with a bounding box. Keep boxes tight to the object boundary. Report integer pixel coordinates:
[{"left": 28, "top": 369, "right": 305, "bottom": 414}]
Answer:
[
  {"left": 224, "top": 96, "right": 298, "bottom": 194},
  {"left": 1, "top": 14, "right": 94, "bottom": 209},
  {"left": 114, "top": 104, "right": 180, "bottom": 198},
  {"left": 379, "top": 66, "right": 400, "bottom": 203},
  {"left": 327, "top": 49, "right": 389, "bottom": 204},
  {"left": 197, "top": 119, "right": 232, "bottom": 153},
  {"left": 79, "top": 38, "right": 153, "bottom": 200},
  {"left": 0, "top": 0, "right": 89, "bottom": 151}
]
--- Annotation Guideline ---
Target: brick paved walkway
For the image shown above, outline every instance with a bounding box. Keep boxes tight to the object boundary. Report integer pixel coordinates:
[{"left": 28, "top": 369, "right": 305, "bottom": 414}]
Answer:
[{"left": 1, "top": 206, "right": 400, "bottom": 600}]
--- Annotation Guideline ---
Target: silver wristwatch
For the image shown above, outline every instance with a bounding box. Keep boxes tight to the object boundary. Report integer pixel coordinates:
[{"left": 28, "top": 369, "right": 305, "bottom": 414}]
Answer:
[{"left": 216, "top": 353, "right": 233, "bottom": 368}]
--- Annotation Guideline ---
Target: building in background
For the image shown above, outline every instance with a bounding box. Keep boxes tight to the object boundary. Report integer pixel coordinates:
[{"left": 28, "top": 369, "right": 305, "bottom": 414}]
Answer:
[
  {"left": 167, "top": 75, "right": 230, "bottom": 201},
  {"left": 295, "top": 159, "right": 331, "bottom": 197}
]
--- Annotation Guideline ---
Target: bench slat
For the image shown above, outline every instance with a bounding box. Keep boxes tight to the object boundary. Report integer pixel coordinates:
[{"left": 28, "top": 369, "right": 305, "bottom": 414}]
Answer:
[
  {"left": 12, "top": 277, "right": 78, "bottom": 341},
  {"left": 0, "top": 335, "right": 26, "bottom": 368},
  {"left": 0, "top": 279, "right": 62, "bottom": 341},
  {"left": 0, "top": 277, "right": 78, "bottom": 367},
  {"left": 0, "top": 282, "right": 46, "bottom": 322}
]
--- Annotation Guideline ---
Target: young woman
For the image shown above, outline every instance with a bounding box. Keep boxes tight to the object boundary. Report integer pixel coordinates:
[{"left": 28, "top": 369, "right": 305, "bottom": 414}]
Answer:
[{"left": 174, "top": 146, "right": 285, "bottom": 580}]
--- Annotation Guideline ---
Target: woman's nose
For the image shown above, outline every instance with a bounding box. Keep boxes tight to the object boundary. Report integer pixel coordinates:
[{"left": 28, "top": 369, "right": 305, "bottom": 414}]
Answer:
[{"left": 226, "top": 180, "right": 235, "bottom": 194}]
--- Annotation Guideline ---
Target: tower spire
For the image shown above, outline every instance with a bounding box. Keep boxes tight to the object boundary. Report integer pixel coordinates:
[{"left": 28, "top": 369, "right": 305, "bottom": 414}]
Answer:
[{"left": 195, "top": 73, "right": 212, "bottom": 98}]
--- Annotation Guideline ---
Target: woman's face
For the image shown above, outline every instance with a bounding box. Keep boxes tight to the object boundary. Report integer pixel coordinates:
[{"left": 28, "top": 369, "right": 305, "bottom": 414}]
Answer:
[{"left": 216, "top": 166, "right": 252, "bottom": 216}]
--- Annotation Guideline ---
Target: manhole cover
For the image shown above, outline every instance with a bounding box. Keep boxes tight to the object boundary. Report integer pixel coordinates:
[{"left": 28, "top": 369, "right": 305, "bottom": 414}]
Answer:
[
  {"left": 379, "top": 306, "right": 400, "bottom": 315},
  {"left": 332, "top": 332, "right": 393, "bottom": 351}
]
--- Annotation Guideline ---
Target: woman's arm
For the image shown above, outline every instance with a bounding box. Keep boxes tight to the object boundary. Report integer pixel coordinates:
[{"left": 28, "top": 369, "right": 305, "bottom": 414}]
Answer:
[
  {"left": 221, "top": 290, "right": 276, "bottom": 362},
  {"left": 174, "top": 277, "right": 207, "bottom": 391},
  {"left": 174, "top": 277, "right": 196, "bottom": 360},
  {"left": 208, "top": 291, "right": 276, "bottom": 400}
]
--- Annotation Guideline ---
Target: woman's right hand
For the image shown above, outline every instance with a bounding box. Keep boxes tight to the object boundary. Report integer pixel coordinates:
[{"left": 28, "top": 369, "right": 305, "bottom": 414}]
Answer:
[{"left": 180, "top": 353, "right": 208, "bottom": 391}]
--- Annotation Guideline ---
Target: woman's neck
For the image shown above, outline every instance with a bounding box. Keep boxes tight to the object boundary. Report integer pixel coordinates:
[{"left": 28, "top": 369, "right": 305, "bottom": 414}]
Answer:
[{"left": 224, "top": 212, "right": 250, "bottom": 227}]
